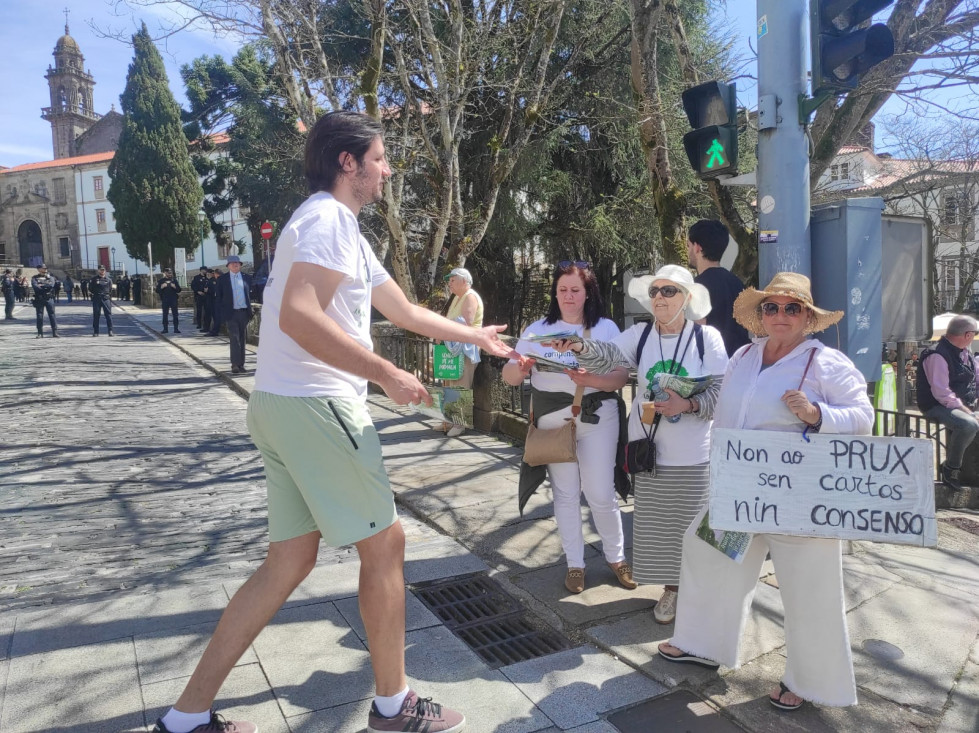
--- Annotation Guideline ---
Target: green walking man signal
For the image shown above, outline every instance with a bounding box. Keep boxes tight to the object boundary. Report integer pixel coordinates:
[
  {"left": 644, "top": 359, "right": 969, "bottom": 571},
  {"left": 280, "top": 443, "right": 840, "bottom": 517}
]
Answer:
[
  {"left": 705, "top": 139, "right": 726, "bottom": 169},
  {"left": 681, "top": 81, "right": 738, "bottom": 179}
]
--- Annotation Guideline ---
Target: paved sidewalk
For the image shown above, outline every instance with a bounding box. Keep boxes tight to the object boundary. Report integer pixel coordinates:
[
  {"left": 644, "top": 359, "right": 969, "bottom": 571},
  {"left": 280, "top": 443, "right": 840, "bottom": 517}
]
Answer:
[{"left": 1, "top": 302, "right": 978, "bottom": 732}]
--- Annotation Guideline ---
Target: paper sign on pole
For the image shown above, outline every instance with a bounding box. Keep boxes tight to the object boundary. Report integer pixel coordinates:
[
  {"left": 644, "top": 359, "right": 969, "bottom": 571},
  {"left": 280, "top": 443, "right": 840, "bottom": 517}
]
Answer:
[{"left": 708, "top": 428, "right": 937, "bottom": 547}]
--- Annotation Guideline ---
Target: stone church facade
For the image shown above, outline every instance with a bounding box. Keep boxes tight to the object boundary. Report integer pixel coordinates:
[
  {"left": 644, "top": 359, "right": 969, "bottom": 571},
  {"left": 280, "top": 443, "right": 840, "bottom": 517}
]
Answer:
[{"left": 0, "top": 25, "right": 120, "bottom": 273}]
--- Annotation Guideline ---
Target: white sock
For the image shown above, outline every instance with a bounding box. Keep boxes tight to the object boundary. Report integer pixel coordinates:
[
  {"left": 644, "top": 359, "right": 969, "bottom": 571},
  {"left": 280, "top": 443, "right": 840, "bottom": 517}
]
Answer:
[
  {"left": 159, "top": 708, "right": 211, "bottom": 733},
  {"left": 374, "top": 686, "right": 410, "bottom": 718}
]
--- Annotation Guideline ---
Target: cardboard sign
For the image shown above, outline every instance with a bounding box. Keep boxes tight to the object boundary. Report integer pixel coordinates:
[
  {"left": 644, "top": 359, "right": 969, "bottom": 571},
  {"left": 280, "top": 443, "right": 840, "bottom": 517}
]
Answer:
[
  {"left": 433, "top": 344, "right": 464, "bottom": 380},
  {"left": 708, "top": 428, "right": 937, "bottom": 547}
]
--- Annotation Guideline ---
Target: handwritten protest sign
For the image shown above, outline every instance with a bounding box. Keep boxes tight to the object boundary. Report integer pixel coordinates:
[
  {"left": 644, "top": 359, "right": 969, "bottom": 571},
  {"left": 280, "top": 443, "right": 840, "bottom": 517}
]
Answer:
[{"left": 708, "top": 428, "right": 937, "bottom": 547}]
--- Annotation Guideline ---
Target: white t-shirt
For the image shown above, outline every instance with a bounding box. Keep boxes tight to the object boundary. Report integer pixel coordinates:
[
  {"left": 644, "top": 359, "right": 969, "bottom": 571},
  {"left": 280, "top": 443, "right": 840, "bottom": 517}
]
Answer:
[
  {"left": 613, "top": 321, "right": 728, "bottom": 466},
  {"left": 512, "top": 318, "right": 621, "bottom": 395},
  {"left": 255, "top": 192, "right": 390, "bottom": 398}
]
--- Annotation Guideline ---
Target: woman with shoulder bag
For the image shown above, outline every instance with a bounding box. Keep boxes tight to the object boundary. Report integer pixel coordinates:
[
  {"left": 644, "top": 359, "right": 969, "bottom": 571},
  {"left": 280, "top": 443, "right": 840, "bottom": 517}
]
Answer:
[
  {"left": 503, "top": 260, "right": 635, "bottom": 595},
  {"left": 657, "top": 272, "right": 873, "bottom": 712},
  {"left": 552, "top": 264, "right": 728, "bottom": 623}
]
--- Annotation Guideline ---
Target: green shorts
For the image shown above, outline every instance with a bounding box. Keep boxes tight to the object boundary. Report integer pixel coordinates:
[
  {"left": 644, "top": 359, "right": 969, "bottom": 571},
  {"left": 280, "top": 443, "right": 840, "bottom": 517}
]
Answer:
[{"left": 246, "top": 391, "right": 397, "bottom": 545}]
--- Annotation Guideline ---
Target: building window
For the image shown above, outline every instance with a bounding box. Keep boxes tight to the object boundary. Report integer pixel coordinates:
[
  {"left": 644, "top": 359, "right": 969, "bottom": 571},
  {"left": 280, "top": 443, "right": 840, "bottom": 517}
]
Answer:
[
  {"left": 96, "top": 208, "right": 107, "bottom": 233},
  {"left": 59, "top": 237, "right": 70, "bottom": 258},
  {"left": 840, "top": 163, "right": 849, "bottom": 180},
  {"left": 53, "top": 178, "right": 66, "bottom": 204},
  {"left": 93, "top": 176, "right": 104, "bottom": 200},
  {"left": 0, "top": 241, "right": 6, "bottom": 262},
  {"left": 830, "top": 165, "right": 839, "bottom": 182}
]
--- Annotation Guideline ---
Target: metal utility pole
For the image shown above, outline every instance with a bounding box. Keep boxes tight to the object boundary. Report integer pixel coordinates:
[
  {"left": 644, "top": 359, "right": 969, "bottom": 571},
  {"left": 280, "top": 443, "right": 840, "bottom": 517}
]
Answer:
[{"left": 756, "top": 0, "right": 811, "bottom": 285}]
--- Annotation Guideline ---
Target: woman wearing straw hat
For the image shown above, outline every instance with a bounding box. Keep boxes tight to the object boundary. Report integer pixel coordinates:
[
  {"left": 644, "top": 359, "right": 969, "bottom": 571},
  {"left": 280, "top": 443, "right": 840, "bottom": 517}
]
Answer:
[
  {"left": 550, "top": 264, "right": 728, "bottom": 622},
  {"left": 657, "top": 272, "right": 873, "bottom": 712}
]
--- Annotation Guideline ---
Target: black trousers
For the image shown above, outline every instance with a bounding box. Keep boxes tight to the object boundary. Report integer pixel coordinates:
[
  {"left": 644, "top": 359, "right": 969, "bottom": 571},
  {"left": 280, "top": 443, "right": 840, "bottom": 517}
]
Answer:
[
  {"left": 162, "top": 302, "right": 179, "bottom": 330},
  {"left": 92, "top": 298, "right": 113, "bottom": 333},
  {"left": 35, "top": 300, "right": 56, "bottom": 334},
  {"left": 3, "top": 293, "right": 13, "bottom": 319},
  {"left": 227, "top": 309, "right": 250, "bottom": 368},
  {"left": 207, "top": 302, "right": 222, "bottom": 335},
  {"left": 194, "top": 294, "right": 205, "bottom": 326}
]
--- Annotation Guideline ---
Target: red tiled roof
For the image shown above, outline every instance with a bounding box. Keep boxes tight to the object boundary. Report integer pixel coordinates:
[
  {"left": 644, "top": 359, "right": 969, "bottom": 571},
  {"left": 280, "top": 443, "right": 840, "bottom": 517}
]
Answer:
[{"left": 1, "top": 151, "right": 114, "bottom": 174}]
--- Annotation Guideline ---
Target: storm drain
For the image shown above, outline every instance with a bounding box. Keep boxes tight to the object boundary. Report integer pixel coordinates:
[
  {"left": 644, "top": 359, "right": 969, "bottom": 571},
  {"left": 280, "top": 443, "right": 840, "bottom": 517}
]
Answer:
[{"left": 412, "top": 573, "right": 573, "bottom": 669}]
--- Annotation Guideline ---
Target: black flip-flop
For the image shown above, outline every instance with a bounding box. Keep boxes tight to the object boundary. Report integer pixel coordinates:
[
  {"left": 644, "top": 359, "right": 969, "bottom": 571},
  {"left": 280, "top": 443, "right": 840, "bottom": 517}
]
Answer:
[
  {"left": 769, "top": 681, "right": 804, "bottom": 711},
  {"left": 658, "top": 645, "right": 720, "bottom": 670}
]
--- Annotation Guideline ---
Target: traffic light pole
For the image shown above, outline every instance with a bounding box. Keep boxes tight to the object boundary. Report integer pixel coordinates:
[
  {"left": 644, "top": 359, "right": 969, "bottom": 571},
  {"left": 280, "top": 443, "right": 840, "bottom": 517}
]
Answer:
[{"left": 757, "top": 0, "right": 811, "bottom": 285}]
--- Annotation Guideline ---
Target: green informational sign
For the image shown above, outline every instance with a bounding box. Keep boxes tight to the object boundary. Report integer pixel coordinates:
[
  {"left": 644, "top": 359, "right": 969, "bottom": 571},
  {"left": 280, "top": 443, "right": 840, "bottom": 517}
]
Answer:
[{"left": 433, "top": 344, "right": 464, "bottom": 380}]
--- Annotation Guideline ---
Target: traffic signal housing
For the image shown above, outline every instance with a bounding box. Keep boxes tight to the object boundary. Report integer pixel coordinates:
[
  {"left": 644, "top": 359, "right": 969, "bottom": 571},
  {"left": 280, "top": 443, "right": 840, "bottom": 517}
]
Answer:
[
  {"left": 681, "top": 81, "right": 738, "bottom": 180},
  {"left": 811, "top": 0, "right": 895, "bottom": 94}
]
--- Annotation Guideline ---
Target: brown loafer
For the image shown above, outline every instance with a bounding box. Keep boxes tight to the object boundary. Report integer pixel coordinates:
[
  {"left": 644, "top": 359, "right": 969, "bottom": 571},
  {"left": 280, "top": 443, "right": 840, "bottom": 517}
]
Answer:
[
  {"left": 609, "top": 562, "right": 638, "bottom": 590},
  {"left": 565, "top": 567, "right": 585, "bottom": 594}
]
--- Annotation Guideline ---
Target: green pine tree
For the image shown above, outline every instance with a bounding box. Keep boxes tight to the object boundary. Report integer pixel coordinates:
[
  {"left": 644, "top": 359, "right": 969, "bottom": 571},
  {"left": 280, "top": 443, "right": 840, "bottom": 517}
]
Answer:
[{"left": 108, "top": 23, "right": 203, "bottom": 269}]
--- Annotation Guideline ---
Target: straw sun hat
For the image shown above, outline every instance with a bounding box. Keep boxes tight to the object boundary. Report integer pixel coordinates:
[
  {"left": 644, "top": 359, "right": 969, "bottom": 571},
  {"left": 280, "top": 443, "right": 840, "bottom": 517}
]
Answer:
[
  {"left": 733, "top": 272, "right": 843, "bottom": 336},
  {"left": 627, "top": 264, "right": 712, "bottom": 321}
]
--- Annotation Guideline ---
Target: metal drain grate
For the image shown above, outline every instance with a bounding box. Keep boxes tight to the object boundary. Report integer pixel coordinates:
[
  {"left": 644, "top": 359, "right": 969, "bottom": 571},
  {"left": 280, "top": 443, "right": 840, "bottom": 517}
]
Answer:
[{"left": 412, "top": 573, "right": 573, "bottom": 668}]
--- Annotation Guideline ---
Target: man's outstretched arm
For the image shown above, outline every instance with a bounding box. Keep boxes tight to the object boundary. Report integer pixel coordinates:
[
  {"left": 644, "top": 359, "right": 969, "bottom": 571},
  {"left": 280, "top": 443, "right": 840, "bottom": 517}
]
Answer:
[{"left": 371, "top": 279, "right": 515, "bottom": 360}]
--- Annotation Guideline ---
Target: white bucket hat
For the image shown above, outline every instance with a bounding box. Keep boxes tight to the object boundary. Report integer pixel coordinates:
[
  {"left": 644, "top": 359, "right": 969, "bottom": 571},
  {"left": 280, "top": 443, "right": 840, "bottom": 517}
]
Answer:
[{"left": 627, "top": 264, "right": 712, "bottom": 321}]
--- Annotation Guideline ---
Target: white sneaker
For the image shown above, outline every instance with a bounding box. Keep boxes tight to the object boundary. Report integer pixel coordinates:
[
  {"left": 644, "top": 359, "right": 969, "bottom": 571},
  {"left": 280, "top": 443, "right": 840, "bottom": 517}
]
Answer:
[
  {"left": 654, "top": 589, "right": 677, "bottom": 624},
  {"left": 446, "top": 424, "right": 465, "bottom": 437}
]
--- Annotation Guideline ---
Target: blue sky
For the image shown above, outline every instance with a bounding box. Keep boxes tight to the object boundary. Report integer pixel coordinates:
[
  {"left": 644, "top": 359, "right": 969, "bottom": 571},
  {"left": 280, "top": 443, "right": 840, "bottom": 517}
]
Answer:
[{"left": 0, "top": 0, "right": 238, "bottom": 167}]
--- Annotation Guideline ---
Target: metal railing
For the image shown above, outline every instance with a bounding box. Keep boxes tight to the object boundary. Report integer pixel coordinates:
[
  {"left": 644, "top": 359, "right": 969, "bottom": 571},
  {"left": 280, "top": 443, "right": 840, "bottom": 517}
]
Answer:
[{"left": 874, "top": 409, "right": 945, "bottom": 479}]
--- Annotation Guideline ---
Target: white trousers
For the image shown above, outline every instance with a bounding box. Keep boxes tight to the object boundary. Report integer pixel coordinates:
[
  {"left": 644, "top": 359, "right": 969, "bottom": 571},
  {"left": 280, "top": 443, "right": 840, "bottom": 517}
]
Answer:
[
  {"left": 671, "top": 507, "right": 857, "bottom": 707},
  {"left": 538, "top": 400, "right": 624, "bottom": 568}
]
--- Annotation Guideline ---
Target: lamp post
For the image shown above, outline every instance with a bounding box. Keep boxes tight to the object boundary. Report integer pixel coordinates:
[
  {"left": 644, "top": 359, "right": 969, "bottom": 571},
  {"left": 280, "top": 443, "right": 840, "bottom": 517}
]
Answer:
[
  {"left": 111, "top": 246, "right": 116, "bottom": 272},
  {"left": 197, "top": 210, "right": 207, "bottom": 268}
]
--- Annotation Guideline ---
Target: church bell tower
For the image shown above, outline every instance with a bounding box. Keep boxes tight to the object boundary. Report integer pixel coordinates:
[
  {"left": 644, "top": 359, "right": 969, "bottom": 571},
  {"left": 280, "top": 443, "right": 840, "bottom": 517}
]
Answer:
[{"left": 41, "top": 18, "right": 100, "bottom": 159}]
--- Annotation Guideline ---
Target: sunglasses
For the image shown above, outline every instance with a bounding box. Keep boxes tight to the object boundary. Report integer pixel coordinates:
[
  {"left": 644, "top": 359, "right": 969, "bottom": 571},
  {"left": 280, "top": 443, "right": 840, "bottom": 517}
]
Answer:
[
  {"left": 557, "top": 260, "right": 591, "bottom": 270},
  {"left": 760, "top": 301, "right": 805, "bottom": 317},
  {"left": 648, "top": 285, "right": 681, "bottom": 298}
]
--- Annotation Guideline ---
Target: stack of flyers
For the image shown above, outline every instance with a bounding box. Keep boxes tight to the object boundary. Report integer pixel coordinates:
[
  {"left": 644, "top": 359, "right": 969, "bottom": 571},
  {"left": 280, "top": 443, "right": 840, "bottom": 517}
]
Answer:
[
  {"left": 528, "top": 353, "right": 579, "bottom": 373},
  {"left": 411, "top": 390, "right": 448, "bottom": 423},
  {"left": 657, "top": 373, "right": 715, "bottom": 398},
  {"left": 694, "top": 512, "right": 752, "bottom": 564},
  {"left": 523, "top": 330, "right": 583, "bottom": 345}
]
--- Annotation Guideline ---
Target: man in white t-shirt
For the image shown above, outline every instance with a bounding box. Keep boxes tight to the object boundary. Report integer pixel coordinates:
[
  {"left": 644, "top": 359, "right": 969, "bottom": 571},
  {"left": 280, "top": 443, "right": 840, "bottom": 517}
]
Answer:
[{"left": 153, "top": 112, "right": 513, "bottom": 733}]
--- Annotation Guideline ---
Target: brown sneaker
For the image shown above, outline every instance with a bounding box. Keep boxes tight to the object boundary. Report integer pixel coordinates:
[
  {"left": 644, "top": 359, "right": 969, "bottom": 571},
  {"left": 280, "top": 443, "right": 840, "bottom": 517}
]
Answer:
[
  {"left": 609, "top": 562, "right": 638, "bottom": 590},
  {"left": 565, "top": 567, "right": 585, "bottom": 594},
  {"left": 367, "top": 690, "right": 465, "bottom": 732},
  {"left": 152, "top": 711, "right": 256, "bottom": 733}
]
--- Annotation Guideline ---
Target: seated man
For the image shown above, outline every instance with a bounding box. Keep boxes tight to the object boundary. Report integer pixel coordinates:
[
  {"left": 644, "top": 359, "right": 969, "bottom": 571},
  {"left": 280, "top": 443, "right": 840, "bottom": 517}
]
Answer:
[{"left": 916, "top": 315, "right": 979, "bottom": 490}]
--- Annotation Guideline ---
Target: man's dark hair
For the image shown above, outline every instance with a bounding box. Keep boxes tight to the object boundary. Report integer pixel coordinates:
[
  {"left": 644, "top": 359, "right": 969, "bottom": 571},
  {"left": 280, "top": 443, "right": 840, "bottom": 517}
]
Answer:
[
  {"left": 305, "top": 111, "right": 384, "bottom": 194},
  {"left": 544, "top": 262, "right": 605, "bottom": 328},
  {"left": 688, "top": 219, "right": 730, "bottom": 262}
]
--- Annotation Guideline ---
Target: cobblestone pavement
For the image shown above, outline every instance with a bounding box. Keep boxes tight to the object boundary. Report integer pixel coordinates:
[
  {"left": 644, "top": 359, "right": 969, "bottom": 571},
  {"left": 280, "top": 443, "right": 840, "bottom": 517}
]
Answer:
[{"left": 0, "top": 303, "right": 368, "bottom": 612}]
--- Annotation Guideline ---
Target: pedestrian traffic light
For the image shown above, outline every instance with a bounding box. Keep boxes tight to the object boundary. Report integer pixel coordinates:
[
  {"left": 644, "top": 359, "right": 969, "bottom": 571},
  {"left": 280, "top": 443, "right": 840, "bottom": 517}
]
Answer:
[
  {"left": 681, "top": 81, "right": 738, "bottom": 180},
  {"left": 810, "top": 0, "right": 895, "bottom": 94}
]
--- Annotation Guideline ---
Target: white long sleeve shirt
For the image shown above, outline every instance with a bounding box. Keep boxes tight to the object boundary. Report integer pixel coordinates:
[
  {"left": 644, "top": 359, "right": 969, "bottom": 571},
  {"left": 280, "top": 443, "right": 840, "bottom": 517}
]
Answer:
[{"left": 714, "top": 337, "right": 873, "bottom": 436}]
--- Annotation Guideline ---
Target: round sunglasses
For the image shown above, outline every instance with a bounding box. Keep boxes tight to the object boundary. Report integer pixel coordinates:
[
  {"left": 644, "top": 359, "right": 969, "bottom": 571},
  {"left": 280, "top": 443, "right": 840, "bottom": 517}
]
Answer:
[
  {"left": 760, "top": 301, "right": 805, "bottom": 316},
  {"left": 648, "top": 285, "right": 681, "bottom": 298}
]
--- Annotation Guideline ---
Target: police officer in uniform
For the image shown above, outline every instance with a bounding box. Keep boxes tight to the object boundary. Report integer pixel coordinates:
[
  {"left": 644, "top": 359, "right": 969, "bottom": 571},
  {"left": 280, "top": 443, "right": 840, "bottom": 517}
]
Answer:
[
  {"left": 132, "top": 274, "right": 142, "bottom": 306},
  {"left": 156, "top": 268, "right": 182, "bottom": 333},
  {"left": 191, "top": 266, "right": 209, "bottom": 328},
  {"left": 205, "top": 266, "right": 222, "bottom": 335},
  {"left": 31, "top": 264, "right": 59, "bottom": 338},
  {"left": 2, "top": 269, "right": 15, "bottom": 320},
  {"left": 90, "top": 265, "right": 114, "bottom": 336}
]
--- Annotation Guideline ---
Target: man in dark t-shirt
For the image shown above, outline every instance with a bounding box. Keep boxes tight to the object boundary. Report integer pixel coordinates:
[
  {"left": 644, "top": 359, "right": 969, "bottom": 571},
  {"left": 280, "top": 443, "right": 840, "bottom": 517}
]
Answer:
[{"left": 687, "top": 219, "right": 751, "bottom": 356}]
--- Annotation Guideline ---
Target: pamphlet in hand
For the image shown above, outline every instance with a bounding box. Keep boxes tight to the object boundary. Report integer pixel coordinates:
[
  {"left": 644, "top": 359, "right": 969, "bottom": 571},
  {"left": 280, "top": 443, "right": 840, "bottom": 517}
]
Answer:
[
  {"left": 528, "top": 353, "right": 580, "bottom": 373},
  {"left": 411, "top": 387, "right": 473, "bottom": 428},
  {"left": 523, "top": 330, "right": 583, "bottom": 345},
  {"left": 656, "top": 373, "right": 715, "bottom": 399},
  {"left": 694, "top": 511, "right": 752, "bottom": 564}
]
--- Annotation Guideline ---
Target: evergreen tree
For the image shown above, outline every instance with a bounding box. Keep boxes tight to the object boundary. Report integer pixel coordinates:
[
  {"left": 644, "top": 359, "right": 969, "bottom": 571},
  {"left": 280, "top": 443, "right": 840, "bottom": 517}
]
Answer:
[{"left": 108, "top": 23, "right": 203, "bottom": 269}]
